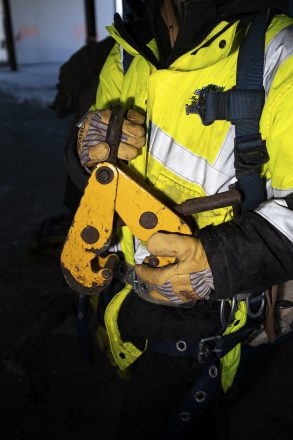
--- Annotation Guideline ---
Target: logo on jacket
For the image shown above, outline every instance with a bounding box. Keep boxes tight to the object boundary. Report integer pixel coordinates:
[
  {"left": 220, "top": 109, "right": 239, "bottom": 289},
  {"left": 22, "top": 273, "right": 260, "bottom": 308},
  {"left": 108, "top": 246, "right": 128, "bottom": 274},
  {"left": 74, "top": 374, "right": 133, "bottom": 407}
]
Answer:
[{"left": 185, "top": 84, "right": 225, "bottom": 126}]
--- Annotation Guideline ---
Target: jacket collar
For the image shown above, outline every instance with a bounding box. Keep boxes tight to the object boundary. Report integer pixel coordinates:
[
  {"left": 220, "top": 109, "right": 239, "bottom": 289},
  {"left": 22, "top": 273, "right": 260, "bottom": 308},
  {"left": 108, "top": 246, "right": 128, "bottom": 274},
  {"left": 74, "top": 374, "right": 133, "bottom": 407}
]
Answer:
[{"left": 107, "top": 19, "right": 241, "bottom": 70}]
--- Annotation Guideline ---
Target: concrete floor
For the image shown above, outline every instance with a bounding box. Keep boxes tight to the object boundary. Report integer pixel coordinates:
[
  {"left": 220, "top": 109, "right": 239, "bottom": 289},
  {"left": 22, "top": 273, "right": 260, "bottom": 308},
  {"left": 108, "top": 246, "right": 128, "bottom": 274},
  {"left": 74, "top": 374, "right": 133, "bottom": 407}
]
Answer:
[
  {"left": 0, "top": 90, "right": 293, "bottom": 440},
  {"left": 0, "top": 63, "right": 61, "bottom": 105}
]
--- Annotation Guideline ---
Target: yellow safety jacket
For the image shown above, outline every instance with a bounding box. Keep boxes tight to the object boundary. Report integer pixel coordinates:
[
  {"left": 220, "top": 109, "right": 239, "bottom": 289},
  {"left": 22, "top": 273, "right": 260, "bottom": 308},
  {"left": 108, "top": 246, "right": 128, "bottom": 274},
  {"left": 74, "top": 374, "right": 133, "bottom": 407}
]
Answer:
[{"left": 92, "top": 14, "right": 293, "bottom": 391}]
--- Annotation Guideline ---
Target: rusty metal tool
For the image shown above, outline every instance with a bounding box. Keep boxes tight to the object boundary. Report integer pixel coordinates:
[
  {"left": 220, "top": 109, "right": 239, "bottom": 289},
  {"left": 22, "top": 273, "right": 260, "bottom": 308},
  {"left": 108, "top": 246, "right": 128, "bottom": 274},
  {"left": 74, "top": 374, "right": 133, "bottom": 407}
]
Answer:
[
  {"left": 61, "top": 107, "right": 192, "bottom": 295},
  {"left": 175, "top": 185, "right": 241, "bottom": 216}
]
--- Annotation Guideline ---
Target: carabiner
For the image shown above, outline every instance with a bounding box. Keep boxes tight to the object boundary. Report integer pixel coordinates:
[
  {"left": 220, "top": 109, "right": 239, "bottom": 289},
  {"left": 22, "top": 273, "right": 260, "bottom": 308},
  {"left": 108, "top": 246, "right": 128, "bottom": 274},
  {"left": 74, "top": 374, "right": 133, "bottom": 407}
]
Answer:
[
  {"left": 220, "top": 296, "right": 237, "bottom": 329},
  {"left": 246, "top": 292, "right": 265, "bottom": 319}
]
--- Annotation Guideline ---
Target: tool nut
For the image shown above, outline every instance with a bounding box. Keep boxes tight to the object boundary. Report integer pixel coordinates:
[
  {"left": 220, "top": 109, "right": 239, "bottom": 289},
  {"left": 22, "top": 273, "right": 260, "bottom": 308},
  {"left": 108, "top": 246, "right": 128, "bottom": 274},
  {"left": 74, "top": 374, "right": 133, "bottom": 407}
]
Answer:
[
  {"left": 96, "top": 166, "right": 114, "bottom": 184},
  {"left": 101, "top": 269, "right": 112, "bottom": 280},
  {"left": 148, "top": 257, "right": 160, "bottom": 267},
  {"left": 139, "top": 211, "right": 158, "bottom": 229},
  {"left": 81, "top": 226, "right": 100, "bottom": 244}
]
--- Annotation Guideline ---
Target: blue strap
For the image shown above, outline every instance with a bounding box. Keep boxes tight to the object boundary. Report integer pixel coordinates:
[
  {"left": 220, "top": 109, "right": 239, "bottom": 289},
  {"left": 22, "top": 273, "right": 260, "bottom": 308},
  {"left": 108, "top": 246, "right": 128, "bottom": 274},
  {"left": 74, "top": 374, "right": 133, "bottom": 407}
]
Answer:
[
  {"left": 165, "top": 353, "right": 220, "bottom": 440},
  {"left": 203, "top": 89, "right": 265, "bottom": 124},
  {"left": 148, "top": 326, "right": 255, "bottom": 361},
  {"left": 186, "top": 12, "right": 270, "bottom": 212},
  {"left": 149, "top": 338, "right": 201, "bottom": 359},
  {"left": 234, "top": 11, "right": 269, "bottom": 212}
]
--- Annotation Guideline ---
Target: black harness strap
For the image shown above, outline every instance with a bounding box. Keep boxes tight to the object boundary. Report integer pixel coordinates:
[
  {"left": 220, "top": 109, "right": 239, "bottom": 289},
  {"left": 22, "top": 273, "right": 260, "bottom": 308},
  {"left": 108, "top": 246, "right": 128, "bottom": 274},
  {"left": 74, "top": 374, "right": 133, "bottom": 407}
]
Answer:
[
  {"left": 151, "top": 15, "right": 271, "bottom": 437},
  {"left": 148, "top": 326, "right": 255, "bottom": 362},
  {"left": 203, "top": 88, "right": 265, "bottom": 124},
  {"left": 165, "top": 352, "right": 219, "bottom": 440},
  {"left": 234, "top": 11, "right": 269, "bottom": 212},
  {"left": 186, "top": 11, "right": 270, "bottom": 213}
]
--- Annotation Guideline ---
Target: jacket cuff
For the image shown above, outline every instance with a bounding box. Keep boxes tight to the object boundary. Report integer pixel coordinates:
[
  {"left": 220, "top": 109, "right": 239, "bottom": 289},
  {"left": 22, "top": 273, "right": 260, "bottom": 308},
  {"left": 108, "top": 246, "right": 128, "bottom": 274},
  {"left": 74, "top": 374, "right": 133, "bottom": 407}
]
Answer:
[
  {"left": 199, "top": 212, "right": 293, "bottom": 300},
  {"left": 199, "top": 226, "right": 232, "bottom": 299}
]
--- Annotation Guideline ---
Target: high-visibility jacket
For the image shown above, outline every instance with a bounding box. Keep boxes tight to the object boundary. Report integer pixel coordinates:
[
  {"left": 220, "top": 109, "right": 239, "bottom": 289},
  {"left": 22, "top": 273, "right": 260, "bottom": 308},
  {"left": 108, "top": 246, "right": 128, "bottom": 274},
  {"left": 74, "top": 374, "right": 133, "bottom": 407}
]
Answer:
[{"left": 92, "top": 14, "right": 293, "bottom": 390}]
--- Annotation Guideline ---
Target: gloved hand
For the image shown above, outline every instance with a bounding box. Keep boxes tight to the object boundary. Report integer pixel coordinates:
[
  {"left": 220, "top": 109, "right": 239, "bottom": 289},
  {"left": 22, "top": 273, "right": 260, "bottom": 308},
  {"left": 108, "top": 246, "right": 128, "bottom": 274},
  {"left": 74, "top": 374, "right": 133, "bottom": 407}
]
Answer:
[
  {"left": 135, "top": 232, "right": 214, "bottom": 306},
  {"left": 77, "top": 108, "right": 145, "bottom": 167}
]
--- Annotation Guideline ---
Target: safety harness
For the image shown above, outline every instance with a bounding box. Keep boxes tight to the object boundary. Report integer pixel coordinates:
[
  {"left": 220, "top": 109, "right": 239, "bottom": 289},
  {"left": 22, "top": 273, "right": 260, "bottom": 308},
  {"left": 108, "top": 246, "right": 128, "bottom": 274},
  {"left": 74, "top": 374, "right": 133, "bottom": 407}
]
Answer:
[
  {"left": 148, "top": 10, "right": 274, "bottom": 438},
  {"left": 77, "top": 5, "right": 292, "bottom": 437}
]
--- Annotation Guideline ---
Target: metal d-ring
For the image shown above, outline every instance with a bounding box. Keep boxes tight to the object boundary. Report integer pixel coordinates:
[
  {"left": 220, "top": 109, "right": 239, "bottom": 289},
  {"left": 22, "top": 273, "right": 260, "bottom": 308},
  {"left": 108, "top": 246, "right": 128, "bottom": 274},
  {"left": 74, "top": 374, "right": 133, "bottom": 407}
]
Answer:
[
  {"left": 220, "top": 296, "right": 237, "bottom": 329},
  {"left": 246, "top": 292, "right": 265, "bottom": 319}
]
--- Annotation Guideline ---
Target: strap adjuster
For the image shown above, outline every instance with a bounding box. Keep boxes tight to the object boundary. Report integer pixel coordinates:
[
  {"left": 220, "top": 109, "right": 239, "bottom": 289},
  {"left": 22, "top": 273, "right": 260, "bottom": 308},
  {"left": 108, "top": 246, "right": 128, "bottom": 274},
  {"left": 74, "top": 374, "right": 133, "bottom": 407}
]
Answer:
[
  {"left": 185, "top": 86, "right": 219, "bottom": 126},
  {"left": 198, "top": 335, "right": 223, "bottom": 364},
  {"left": 186, "top": 87, "right": 265, "bottom": 126},
  {"left": 234, "top": 136, "right": 269, "bottom": 173}
]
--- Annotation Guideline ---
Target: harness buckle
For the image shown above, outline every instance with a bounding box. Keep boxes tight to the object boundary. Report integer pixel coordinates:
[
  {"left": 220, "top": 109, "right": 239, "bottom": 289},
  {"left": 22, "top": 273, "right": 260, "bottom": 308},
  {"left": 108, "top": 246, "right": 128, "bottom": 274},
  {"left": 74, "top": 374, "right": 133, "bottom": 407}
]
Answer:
[
  {"left": 234, "top": 136, "right": 269, "bottom": 173},
  {"left": 197, "top": 335, "right": 223, "bottom": 364}
]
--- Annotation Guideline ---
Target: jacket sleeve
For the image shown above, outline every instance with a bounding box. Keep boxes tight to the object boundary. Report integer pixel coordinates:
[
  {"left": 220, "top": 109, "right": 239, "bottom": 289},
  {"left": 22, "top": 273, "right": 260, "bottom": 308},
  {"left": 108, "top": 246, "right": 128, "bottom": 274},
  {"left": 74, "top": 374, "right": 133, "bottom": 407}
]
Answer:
[
  {"left": 91, "top": 42, "right": 124, "bottom": 110},
  {"left": 199, "top": 21, "right": 293, "bottom": 299},
  {"left": 199, "top": 207, "right": 293, "bottom": 299}
]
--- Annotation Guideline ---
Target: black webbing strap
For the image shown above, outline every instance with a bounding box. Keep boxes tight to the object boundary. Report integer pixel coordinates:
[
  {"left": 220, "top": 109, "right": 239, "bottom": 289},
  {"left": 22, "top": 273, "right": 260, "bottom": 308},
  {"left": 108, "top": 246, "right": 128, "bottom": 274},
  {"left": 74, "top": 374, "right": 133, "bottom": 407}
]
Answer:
[
  {"left": 148, "top": 325, "right": 255, "bottom": 362},
  {"left": 203, "top": 89, "right": 265, "bottom": 124},
  {"left": 234, "top": 11, "right": 269, "bottom": 212},
  {"left": 186, "top": 12, "right": 270, "bottom": 212},
  {"left": 165, "top": 352, "right": 220, "bottom": 440}
]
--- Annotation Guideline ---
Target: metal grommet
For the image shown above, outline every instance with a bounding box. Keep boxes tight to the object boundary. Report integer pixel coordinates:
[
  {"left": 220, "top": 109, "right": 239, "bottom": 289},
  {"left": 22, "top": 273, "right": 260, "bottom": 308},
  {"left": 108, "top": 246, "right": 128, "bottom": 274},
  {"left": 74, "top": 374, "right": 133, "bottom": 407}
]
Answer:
[
  {"left": 194, "top": 391, "right": 207, "bottom": 403},
  {"left": 179, "top": 411, "right": 191, "bottom": 422},
  {"left": 176, "top": 340, "right": 187, "bottom": 352},
  {"left": 219, "top": 39, "right": 226, "bottom": 49},
  {"left": 77, "top": 311, "right": 84, "bottom": 320},
  {"left": 209, "top": 365, "right": 218, "bottom": 379}
]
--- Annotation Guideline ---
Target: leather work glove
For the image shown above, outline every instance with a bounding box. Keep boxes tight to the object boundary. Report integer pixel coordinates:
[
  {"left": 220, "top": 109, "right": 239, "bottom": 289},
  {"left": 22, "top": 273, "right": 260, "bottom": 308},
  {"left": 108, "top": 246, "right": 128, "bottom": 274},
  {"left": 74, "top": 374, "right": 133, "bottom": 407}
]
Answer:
[
  {"left": 77, "top": 108, "right": 145, "bottom": 167},
  {"left": 135, "top": 232, "right": 214, "bottom": 306}
]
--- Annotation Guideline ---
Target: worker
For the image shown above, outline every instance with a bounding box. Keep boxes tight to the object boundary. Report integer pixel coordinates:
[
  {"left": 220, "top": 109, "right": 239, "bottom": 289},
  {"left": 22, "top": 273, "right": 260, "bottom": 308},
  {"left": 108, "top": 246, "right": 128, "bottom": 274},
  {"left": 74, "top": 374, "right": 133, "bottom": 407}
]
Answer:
[{"left": 76, "top": 0, "right": 293, "bottom": 439}]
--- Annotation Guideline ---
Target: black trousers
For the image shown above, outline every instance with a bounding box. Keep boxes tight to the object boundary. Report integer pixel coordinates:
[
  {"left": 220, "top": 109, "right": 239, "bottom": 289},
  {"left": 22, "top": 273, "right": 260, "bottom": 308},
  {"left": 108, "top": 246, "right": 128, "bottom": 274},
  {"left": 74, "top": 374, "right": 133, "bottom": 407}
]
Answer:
[{"left": 112, "top": 292, "right": 222, "bottom": 440}]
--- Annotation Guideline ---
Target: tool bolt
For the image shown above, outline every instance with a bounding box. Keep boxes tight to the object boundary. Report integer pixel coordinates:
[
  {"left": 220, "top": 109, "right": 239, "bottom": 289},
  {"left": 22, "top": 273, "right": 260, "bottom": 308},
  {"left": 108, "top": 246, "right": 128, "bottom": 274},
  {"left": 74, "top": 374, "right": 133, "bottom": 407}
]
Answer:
[
  {"left": 102, "top": 269, "right": 112, "bottom": 280},
  {"left": 139, "top": 211, "right": 158, "bottom": 229},
  {"left": 96, "top": 166, "right": 114, "bottom": 184},
  {"left": 149, "top": 257, "right": 160, "bottom": 267},
  {"left": 81, "top": 226, "right": 99, "bottom": 244}
]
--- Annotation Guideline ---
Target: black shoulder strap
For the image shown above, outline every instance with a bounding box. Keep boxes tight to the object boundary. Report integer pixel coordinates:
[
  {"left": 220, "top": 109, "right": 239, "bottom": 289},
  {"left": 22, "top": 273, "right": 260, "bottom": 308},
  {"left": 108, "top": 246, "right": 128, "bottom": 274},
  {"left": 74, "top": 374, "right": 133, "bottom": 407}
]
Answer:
[
  {"left": 186, "top": 11, "right": 270, "bottom": 213},
  {"left": 233, "top": 11, "right": 269, "bottom": 212}
]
